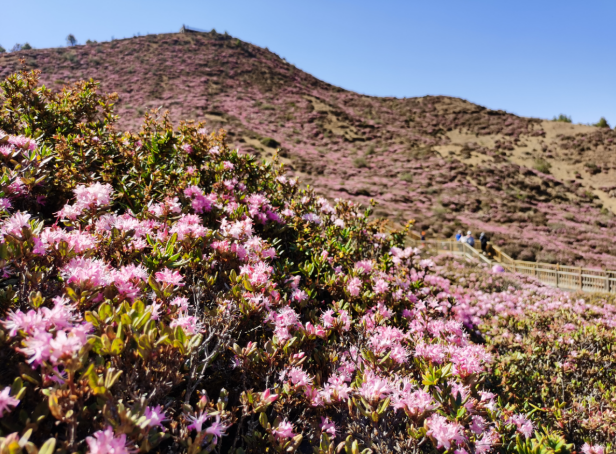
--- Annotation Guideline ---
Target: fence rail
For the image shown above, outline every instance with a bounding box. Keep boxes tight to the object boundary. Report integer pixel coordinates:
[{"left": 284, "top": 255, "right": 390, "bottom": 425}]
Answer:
[{"left": 408, "top": 237, "right": 616, "bottom": 294}]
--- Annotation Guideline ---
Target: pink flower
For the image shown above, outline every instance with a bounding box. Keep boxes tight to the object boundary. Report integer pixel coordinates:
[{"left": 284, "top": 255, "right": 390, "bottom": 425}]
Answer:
[
  {"left": 187, "top": 411, "right": 209, "bottom": 432},
  {"left": 223, "top": 161, "right": 234, "bottom": 170},
  {"left": 205, "top": 416, "right": 227, "bottom": 444},
  {"left": 359, "top": 372, "right": 391, "bottom": 402},
  {"left": 49, "top": 328, "right": 89, "bottom": 364},
  {"left": 170, "top": 214, "right": 208, "bottom": 240},
  {"left": 145, "top": 405, "right": 168, "bottom": 428},
  {"left": 86, "top": 426, "right": 133, "bottom": 454},
  {"left": 170, "top": 296, "right": 189, "bottom": 311},
  {"left": 0, "top": 387, "right": 19, "bottom": 417},
  {"left": 18, "top": 330, "right": 53, "bottom": 365},
  {"left": 272, "top": 419, "right": 295, "bottom": 440},
  {"left": 347, "top": 277, "right": 362, "bottom": 297},
  {"left": 1, "top": 212, "right": 31, "bottom": 237},
  {"left": 73, "top": 182, "right": 113, "bottom": 209},
  {"left": 302, "top": 213, "right": 321, "bottom": 224},
  {"left": 285, "top": 367, "right": 313, "bottom": 388},
  {"left": 509, "top": 414, "right": 533, "bottom": 439},
  {"left": 2, "top": 308, "right": 46, "bottom": 337},
  {"left": 62, "top": 257, "right": 112, "bottom": 288},
  {"left": 155, "top": 268, "right": 185, "bottom": 287},
  {"left": 354, "top": 260, "right": 373, "bottom": 273},
  {"left": 170, "top": 314, "right": 200, "bottom": 335},
  {"left": 582, "top": 444, "right": 605, "bottom": 454},
  {"left": 426, "top": 414, "right": 465, "bottom": 450},
  {"left": 373, "top": 278, "right": 389, "bottom": 294},
  {"left": 184, "top": 186, "right": 215, "bottom": 213},
  {"left": 261, "top": 389, "right": 278, "bottom": 405},
  {"left": 320, "top": 417, "right": 336, "bottom": 437},
  {"left": 182, "top": 143, "right": 193, "bottom": 154}
]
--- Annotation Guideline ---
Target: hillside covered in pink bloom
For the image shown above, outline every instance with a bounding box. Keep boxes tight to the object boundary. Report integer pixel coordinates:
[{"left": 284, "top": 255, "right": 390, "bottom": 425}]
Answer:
[{"left": 1, "top": 31, "right": 616, "bottom": 269}]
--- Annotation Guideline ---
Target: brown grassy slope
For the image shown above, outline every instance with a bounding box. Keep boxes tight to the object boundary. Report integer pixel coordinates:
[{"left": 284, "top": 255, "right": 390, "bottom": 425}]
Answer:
[{"left": 2, "top": 31, "right": 616, "bottom": 268}]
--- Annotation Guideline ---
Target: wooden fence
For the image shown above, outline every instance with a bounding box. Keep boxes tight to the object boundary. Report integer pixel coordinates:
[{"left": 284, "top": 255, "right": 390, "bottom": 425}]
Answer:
[{"left": 407, "top": 237, "right": 616, "bottom": 294}]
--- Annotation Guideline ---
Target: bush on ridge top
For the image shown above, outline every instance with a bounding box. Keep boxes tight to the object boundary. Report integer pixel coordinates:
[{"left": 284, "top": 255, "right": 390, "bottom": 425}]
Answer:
[{"left": 0, "top": 69, "right": 603, "bottom": 453}]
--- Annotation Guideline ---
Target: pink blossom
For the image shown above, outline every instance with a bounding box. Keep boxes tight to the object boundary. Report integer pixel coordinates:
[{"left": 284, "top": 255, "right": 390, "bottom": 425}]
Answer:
[
  {"left": 155, "top": 268, "right": 185, "bottom": 287},
  {"left": 261, "top": 389, "right": 278, "bottom": 405},
  {"left": 3, "top": 308, "right": 46, "bottom": 337},
  {"left": 347, "top": 277, "right": 362, "bottom": 297},
  {"left": 170, "top": 296, "right": 189, "bottom": 311},
  {"left": 223, "top": 161, "right": 234, "bottom": 170},
  {"left": 426, "top": 414, "right": 466, "bottom": 450},
  {"left": 0, "top": 387, "right": 19, "bottom": 417},
  {"left": 0, "top": 198, "right": 12, "bottom": 211},
  {"left": 145, "top": 405, "right": 168, "bottom": 428},
  {"left": 182, "top": 143, "right": 193, "bottom": 154},
  {"left": 509, "top": 414, "right": 533, "bottom": 439},
  {"left": 18, "top": 330, "right": 53, "bottom": 365},
  {"left": 72, "top": 182, "right": 113, "bottom": 210},
  {"left": 170, "top": 314, "right": 200, "bottom": 335},
  {"left": 373, "top": 278, "right": 389, "bottom": 294},
  {"left": 86, "top": 426, "right": 133, "bottom": 454},
  {"left": 285, "top": 367, "right": 313, "bottom": 388},
  {"left": 354, "top": 260, "right": 373, "bottom": 273},
  {"left": 272, "top": 420, "right": 295, "bottom": 440},
  {"left": 62, "top": 257, "right": 112, "bottom": 288},
  {"left": 184, "top": 186, "right": 215, "bottom": 213},
  {"left": 320, "top": 417, "right": 336, "bottom": 437},
  {"left": 301, "top": 213, "right": 321, "bottom": 224},
  {"left": 1, "top": 211, "right": 31, "bottom": 237},
  {"left": 359, "top": 372, "right": 391, "bottom": 402},
  {"left": 582, "top": 444, "right": 605, "bottom": 454},
  {"left": 205, "top": 416, "right": 226, "bottom": 444},
  {"left": 187, "top": 411, "right": 210, "bottom": 432},
  {"left": 48, "top": 328, "right": 89, "bottom": 364},
  {"left": 170, "top": 214, "right": 207, "bottom": 240}
]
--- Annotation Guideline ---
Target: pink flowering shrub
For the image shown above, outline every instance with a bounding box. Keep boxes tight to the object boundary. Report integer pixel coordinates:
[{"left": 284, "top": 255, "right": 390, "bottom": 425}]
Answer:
[
  {"left": 0, "top": 70, "right": 576, "bottom": 453},
  {"left": 435, "top": 257, "right": 616, "bottom": 447}
]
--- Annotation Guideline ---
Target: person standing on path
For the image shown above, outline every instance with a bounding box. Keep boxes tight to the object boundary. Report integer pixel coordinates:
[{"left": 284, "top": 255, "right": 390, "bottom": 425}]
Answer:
[
  {"left": 479, "top": 232, "right": 488, "bottom": 254},
  {"left": 455, "top": 230, "right": 462, "bottom": 241},
  {"left": 466, "top": 231, "right": 475, "bottom": 247}
]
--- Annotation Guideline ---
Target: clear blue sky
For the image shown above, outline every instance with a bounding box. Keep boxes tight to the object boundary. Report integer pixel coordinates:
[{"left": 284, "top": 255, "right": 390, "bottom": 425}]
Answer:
[{"left": 2, "top": 0, "right": 614, "bottom": 126}]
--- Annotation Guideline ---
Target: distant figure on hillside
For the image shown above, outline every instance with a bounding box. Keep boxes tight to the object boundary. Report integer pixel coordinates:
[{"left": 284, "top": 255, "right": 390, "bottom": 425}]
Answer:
[
  {"left": 421, "top": 230, "right": 426, "bottom": 241},
  {"left": 479, "top": 232, "right": 488, "bottom": 254},
  {"left": 455, "top": 230, "right": 462, "bottom": 241},
  {"left": 466, "top": 231, "right": 475, "bottom": 247}
]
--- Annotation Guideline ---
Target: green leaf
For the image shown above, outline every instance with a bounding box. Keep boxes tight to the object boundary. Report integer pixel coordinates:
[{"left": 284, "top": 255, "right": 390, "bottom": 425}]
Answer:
[{"left": 38, "top": 438, "right": 56, "bottom": 454}]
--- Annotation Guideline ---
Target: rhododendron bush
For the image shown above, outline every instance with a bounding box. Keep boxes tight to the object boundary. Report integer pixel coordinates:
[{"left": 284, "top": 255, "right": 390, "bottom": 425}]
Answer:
[
  {"left": 0, "top": 69, "right": 584, "bottom": 454},
  {"left": 435, "top": 258, "right": 616, "bottom": 448}
]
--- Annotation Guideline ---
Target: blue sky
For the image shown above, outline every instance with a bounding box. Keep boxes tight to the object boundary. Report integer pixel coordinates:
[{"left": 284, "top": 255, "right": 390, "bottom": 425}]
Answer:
[{"left": 1, "top": 0, "right": 614, "bottom": 126}]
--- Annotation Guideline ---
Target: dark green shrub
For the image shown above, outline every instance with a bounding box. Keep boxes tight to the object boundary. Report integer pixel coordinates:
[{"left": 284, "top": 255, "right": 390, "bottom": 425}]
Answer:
[
  {"left": 353, "top": 157, "right": 368, "bottom": 168},
  {"left": 534, "top": 158, "right": 551, "bottom": 174},
  {"left": 260, "top": 137, "right": 280, "bottom": 148},
  {"left": 593, "top": 117, "right": 610, "bottom": 128},
  {"left": 553, "top": 114, "right": 572, "bottom": 123}
]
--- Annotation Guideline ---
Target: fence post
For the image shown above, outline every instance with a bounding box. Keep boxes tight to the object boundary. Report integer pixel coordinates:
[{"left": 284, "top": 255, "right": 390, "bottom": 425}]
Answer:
[
  {"left": 579, "top": 267, "right": 582, "bottom": 291},
  {"left": 556, "top": 265, "right": 560, "bottom": 288}
]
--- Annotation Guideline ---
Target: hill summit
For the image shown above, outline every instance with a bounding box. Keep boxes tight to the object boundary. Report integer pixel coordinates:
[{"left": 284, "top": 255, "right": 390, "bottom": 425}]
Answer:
[{"left": 2, "top": 30, "right": 616, "bottom": 267}]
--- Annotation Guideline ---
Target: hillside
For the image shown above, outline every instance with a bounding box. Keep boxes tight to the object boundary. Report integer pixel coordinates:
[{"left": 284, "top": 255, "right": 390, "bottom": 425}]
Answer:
[{"left": 2, "top": 30, "right": 616, "bottom": 267}]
